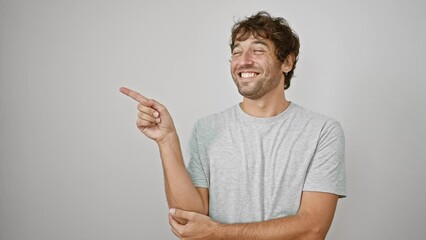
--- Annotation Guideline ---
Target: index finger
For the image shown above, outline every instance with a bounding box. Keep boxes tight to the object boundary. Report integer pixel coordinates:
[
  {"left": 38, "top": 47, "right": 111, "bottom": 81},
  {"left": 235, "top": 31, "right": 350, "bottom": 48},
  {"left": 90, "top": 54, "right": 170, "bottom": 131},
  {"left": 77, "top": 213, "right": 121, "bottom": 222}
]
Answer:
[{"left": 119, "top": 87, "right": 149, "bottom": 103}]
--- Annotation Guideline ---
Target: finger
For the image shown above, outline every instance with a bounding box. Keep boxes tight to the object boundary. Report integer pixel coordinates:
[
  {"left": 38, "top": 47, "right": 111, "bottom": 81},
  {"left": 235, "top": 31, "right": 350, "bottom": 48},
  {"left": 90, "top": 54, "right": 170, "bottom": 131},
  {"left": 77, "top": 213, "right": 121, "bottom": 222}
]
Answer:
[
  {"left": 136, "top": 118, "right": 156, "bottom": 128},
  {"left": 120, "top": 87, "right": 167, "bottom": 117},
  {"left": 138, "top": 111, "right": 159, "bottom": 124},
  {"left": 170, "top": 227, "right": 180, "bottom": 238},
  {"left": 170, "top": 208, "right": 194, "bottom": 221},
  {"left": 149, "top": 98, "right": 167, "bottom": 113},
  {"left": 169, "top": 218, "right": 182, "bottom": 238},
  {"left": 137, "top": 103, "right": 160, "bottom": 118},
  {"left": 119, "top": 87, "right": 149, "bottom": 104},
  {"left": 169, "top": 214, "right": 185, "bottom": 236}
]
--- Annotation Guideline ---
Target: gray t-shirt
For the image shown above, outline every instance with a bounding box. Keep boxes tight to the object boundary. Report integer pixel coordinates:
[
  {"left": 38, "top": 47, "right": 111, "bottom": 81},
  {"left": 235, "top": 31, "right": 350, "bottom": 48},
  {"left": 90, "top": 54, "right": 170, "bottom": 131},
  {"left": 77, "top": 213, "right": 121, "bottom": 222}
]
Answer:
[{"left": 187, "top": 102, "right": 346, "bottom": 224}]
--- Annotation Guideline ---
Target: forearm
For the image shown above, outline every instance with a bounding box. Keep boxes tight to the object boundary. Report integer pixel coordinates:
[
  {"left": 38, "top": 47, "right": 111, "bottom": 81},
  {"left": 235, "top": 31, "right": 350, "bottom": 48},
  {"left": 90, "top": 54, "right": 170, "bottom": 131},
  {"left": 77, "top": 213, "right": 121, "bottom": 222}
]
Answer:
[
  {"left": 217, "top": 213, "right": 326, "bottom": 240},
  {"left": 158, "top": 133, "right": 206, "bottom": 215}
]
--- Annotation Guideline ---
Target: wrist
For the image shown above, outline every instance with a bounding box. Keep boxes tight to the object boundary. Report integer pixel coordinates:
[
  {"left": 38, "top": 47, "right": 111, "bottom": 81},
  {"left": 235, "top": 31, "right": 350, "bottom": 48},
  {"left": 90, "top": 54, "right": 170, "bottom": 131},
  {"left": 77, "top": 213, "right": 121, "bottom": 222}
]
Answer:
[
  {"left": 157, "top": 131, "right": 179, "bottom": 148},
  {"left": 213, "top": 222, "right": 228, "bottom": 240}
]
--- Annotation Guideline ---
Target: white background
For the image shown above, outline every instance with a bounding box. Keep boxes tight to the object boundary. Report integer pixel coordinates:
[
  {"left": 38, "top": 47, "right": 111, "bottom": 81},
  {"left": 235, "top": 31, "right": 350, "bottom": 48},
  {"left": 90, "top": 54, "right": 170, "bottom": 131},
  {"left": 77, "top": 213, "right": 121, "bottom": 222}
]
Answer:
[{"left": 1, "top": 0, "right": 425, "bottom": 239}]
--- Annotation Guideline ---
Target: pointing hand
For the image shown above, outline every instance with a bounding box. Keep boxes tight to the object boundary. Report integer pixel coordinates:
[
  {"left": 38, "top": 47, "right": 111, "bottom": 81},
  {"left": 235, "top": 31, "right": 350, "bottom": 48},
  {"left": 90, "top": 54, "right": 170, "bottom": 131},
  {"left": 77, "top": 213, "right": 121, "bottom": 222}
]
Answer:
[{"left": 120, "top": 87, "right": 176, "bottom": 143}]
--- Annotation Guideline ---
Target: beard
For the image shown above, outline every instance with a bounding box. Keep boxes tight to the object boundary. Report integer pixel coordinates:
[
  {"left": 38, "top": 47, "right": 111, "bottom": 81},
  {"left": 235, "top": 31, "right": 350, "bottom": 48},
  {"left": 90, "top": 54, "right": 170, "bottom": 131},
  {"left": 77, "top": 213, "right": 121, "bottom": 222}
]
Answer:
[{"left": 233, "top": 73, "right": 282, "bottom": 100}]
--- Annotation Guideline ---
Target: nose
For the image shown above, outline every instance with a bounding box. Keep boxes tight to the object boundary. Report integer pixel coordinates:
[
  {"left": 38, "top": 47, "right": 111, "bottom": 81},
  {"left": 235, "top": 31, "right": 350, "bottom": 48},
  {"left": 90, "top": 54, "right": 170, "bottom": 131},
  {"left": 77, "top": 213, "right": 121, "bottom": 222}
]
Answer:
[{"left": 239, "top": 50, "right": 254, "bottom": 67}]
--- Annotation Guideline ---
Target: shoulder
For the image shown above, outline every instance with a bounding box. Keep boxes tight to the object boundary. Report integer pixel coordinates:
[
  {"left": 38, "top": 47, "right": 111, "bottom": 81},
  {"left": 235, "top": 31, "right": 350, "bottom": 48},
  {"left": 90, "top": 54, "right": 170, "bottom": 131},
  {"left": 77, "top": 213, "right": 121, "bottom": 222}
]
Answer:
[
  {"left": 189, "top": 105, "right": 237, "bottom": 145},
  {"left": 290, "top": 103, "right": 342, "bottom": 127},
  {"left": 289, "top": 103, "right": 344, "bottom": 137}
]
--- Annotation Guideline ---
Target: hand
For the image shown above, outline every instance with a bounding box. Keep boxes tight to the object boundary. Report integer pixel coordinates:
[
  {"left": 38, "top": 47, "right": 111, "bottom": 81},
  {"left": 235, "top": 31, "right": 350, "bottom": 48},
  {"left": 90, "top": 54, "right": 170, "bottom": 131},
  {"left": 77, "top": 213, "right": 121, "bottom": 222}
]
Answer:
[
  {"left": 169, "top": 208, "right": 221, "bottom": 240},
  {"left": 119, "top": 87, "right": 176, "bottom": 143}
]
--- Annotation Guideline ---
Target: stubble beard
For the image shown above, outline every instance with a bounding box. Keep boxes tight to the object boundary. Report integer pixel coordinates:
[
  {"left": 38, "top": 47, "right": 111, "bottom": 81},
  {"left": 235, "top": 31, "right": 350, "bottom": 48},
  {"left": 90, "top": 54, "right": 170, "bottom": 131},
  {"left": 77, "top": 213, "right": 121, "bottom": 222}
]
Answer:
[{"left": 233, "top": 72, "right": 282, "bottom": 100}]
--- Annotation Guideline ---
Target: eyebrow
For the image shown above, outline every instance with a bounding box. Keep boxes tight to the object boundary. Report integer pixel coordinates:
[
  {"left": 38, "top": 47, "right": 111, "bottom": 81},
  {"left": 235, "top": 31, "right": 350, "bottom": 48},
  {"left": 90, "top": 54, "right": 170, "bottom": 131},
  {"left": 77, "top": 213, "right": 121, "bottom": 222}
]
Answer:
[
  {"left": 232, "top": 43, "right": 241, "bottom": 49},
  {"left": 232, "top": 40, "right": 269, "bottom": 50},
  {"left": 252, "top": 40, "right": 269, "bottom": 48}
]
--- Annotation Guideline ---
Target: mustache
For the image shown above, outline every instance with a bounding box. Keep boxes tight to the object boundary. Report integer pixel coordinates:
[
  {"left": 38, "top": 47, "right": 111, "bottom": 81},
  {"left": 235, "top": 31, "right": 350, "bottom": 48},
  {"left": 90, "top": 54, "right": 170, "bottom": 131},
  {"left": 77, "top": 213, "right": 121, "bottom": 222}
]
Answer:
[{"left": 234, "top": 67, "right": 261, "bottom": 72}]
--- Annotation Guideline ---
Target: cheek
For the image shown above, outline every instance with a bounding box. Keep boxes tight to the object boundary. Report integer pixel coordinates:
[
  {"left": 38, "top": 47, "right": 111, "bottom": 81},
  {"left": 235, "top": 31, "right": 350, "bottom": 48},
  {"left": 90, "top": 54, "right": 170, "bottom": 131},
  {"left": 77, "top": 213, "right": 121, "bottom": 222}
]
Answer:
[
  {"left": 266, "top": 59, "right": 283, "bottom": 73},
  {"left": 230, "top": 61, "right": 238, "bottom": 73}
]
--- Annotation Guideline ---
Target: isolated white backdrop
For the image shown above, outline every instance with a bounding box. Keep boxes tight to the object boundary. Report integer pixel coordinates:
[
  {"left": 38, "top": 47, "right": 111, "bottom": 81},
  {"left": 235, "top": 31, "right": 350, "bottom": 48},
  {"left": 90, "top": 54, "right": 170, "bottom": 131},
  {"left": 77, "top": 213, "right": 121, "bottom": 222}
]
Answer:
[{"left": 1, "top": 0, "right": 425, "bottom": 239}]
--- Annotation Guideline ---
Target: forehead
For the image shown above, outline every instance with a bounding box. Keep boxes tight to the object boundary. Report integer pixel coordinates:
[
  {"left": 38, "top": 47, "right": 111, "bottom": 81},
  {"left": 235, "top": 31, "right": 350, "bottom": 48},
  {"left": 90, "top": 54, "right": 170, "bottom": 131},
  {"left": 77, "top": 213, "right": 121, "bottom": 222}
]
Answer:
[{"left": 233, "top": 35, "right": 274, "bottom": 49}]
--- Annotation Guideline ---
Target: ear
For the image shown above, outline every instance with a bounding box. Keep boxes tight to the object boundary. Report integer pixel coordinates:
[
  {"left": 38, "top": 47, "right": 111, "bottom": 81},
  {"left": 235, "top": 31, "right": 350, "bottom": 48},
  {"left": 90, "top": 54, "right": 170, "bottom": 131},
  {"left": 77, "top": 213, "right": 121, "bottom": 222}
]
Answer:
[{"left": 281, "top": 54, "right": 295, "bottom": 74}]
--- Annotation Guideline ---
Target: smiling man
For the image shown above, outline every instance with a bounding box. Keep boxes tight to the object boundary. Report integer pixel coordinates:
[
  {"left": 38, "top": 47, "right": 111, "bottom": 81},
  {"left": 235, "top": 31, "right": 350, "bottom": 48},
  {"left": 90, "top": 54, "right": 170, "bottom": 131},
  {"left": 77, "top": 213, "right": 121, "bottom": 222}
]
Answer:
[{"left": 120, "top": 11, "right": 346, "bottom": 239}]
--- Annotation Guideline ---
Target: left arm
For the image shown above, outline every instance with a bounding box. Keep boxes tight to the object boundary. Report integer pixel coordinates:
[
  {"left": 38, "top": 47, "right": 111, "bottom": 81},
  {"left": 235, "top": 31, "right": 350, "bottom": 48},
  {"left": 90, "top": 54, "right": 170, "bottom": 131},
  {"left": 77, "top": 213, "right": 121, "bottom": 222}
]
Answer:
[{"left": 169, "top": 191, "right": 339, "bottom": 240}]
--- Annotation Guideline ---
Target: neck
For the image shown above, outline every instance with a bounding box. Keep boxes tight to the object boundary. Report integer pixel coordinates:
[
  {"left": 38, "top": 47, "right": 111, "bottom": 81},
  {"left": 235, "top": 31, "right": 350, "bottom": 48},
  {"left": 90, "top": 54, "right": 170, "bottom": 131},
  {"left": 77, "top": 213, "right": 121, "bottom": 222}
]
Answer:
[{"left": 240, "top": 82, "right": 290, "bottom": 118}]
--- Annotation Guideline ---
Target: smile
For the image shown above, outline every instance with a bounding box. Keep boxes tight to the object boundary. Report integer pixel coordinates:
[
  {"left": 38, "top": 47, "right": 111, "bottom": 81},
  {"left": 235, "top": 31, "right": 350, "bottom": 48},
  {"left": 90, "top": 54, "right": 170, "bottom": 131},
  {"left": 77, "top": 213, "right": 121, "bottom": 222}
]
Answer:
[{"left": 239, "top": 72, "right": 259, "bottom": 78}]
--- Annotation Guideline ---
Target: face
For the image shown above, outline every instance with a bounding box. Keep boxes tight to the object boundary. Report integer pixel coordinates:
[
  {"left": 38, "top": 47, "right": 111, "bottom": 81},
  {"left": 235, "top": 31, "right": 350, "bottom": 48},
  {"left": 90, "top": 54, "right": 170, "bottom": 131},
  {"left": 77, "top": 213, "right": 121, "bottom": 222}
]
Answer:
[{"left": 230, "top": 35, "right": 285, "bottom": 100}]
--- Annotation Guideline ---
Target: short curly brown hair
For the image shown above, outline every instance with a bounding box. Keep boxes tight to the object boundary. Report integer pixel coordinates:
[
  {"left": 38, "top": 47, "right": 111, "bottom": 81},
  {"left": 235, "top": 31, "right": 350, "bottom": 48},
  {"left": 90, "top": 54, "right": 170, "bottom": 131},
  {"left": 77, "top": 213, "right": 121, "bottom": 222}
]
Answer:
[{"left": 230, "top": 11, "right": 300, "bottom": 90}]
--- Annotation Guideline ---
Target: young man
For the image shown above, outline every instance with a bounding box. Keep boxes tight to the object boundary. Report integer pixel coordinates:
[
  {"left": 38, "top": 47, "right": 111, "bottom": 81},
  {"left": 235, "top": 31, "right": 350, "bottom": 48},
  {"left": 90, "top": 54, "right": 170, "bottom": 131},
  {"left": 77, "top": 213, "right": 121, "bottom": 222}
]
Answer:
[{"left": 120, "top": 11, "right": 345, "bottom": 240}]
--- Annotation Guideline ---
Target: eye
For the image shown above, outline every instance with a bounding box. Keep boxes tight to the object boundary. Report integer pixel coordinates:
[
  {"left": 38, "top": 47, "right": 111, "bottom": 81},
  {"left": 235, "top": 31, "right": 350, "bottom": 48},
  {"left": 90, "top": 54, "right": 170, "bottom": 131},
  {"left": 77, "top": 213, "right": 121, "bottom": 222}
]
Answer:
[
  {"left": 253, "top": 49, "right": 265, "bottom": 55},
  {"left": 232, "top": 50, "right": 242, "bottom": 56}
]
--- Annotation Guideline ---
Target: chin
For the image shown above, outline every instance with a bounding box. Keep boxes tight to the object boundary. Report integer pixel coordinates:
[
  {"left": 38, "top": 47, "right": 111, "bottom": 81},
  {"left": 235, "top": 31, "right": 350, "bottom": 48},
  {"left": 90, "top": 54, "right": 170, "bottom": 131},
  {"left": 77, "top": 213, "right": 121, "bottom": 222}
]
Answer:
[{"left": 238, "top": 89, "right": 263, "bottom": 100}]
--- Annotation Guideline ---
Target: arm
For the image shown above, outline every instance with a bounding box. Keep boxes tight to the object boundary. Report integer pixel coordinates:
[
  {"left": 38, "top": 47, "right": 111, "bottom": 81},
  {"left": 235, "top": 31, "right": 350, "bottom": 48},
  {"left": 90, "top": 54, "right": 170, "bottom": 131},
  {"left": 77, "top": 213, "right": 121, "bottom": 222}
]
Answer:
[
  {"left": 169, "top": 191, "right": 338, "bottom": 240},
  {"left": 119, "top": 87, "right": 208, "bottom": 216},
  {"left": 158, "top": 134, "right": 209, "bottom": 215},
  {"left": 217, "top": 191, "right": 338, "bottom": 239}
]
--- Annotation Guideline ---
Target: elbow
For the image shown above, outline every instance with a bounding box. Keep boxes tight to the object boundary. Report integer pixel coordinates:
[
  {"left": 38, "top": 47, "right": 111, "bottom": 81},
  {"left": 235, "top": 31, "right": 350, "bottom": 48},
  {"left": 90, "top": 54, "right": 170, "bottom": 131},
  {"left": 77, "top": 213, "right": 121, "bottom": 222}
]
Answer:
[
  {"left": 298, "top": 213, "right": 330, "bottom": 240},
  {"left": 303, "top": 223, "right": 330, "bottom": 240},
  {"left": 298, "top": 208, "right": 334, "bottom": 240},
  {"left": 306, "top": 228, "right": 326, "bottom": 240}
]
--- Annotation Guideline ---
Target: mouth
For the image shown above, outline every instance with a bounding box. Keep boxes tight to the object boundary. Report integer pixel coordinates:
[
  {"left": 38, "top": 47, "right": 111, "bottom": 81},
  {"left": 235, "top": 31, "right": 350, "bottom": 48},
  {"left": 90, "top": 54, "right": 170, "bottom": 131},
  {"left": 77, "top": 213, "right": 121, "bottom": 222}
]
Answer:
[{"left": 238, "top": 71, "right": 259, "bottom": 79}]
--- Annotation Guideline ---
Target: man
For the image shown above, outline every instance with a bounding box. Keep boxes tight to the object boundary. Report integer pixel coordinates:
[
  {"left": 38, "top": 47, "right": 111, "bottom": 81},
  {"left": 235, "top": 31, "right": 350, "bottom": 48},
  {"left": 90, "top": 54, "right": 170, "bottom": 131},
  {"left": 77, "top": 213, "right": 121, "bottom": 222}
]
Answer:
[{"left": 120, "top": 11, "right": 345, "bottom": 240}]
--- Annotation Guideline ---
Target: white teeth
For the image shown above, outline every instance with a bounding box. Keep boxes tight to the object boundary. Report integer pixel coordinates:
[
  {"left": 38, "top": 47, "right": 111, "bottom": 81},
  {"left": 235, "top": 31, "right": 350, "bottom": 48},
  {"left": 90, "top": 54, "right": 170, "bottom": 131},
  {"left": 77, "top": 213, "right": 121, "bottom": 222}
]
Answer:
[{"left": 241, "top": 72, "right": 257, "bottom": 78}]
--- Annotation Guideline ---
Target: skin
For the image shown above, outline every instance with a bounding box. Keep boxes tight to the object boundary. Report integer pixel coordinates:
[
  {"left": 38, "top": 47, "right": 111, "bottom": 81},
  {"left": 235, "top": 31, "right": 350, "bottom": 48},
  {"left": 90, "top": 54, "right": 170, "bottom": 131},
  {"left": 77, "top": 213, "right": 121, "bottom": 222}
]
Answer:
[
  {"left": 120, "top": 35, "right": 340, "bottom": 239},
  {"left": 169, "top": 192, "right": 338, "bottom": 240},
  {"left": 119, "top": 87, "right": 209, "bottom": 224},
  {"left": 230, "top": 36, "right": 293, "bottom": 118}
]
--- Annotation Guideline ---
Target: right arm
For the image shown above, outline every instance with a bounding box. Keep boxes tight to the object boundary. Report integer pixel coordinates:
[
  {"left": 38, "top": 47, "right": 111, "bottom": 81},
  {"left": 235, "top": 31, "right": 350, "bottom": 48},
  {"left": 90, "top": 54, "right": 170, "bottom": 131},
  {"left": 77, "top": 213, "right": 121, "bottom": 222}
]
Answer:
[
  {"left": 119, "top": 87, "right": 208, "bottom": 216},
  {"left": 158, "top": 132, "right": 209, "bottom": 215}
]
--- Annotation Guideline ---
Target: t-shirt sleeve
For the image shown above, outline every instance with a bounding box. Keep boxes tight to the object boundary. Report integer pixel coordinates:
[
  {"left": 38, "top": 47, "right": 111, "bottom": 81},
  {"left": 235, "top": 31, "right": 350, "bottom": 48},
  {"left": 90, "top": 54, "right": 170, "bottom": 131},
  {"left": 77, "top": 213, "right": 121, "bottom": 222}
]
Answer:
[
  {"left": 303, "top": 121, "right": 346, "bottom": 197},
  {"left": 186, "top": 123, "right": 209, "bottom": 188}
]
